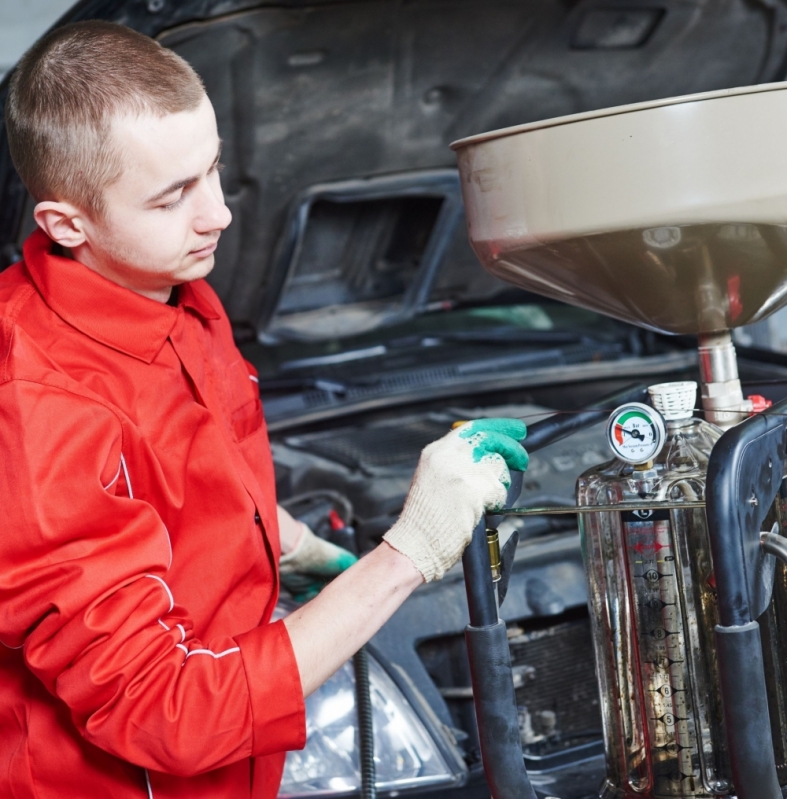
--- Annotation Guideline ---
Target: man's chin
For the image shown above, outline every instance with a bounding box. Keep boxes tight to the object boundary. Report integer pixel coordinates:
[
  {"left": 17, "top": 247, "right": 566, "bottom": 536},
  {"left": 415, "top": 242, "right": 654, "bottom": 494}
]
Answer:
[{"left": 179, "top": 254, "right": 215, "bottom": 283}]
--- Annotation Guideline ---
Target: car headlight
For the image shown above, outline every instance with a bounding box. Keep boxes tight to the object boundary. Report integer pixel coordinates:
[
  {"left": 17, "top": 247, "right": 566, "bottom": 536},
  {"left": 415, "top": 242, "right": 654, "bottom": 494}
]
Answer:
[{"left": 278, "top": 652, "right": 456, "bottom": 797}]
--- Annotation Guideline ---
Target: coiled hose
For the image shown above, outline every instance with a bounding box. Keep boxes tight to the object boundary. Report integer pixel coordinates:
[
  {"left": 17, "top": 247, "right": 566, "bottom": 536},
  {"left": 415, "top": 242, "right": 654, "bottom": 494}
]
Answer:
[{"left": 353, "top": 646, "right": 376, "bottom": 799}]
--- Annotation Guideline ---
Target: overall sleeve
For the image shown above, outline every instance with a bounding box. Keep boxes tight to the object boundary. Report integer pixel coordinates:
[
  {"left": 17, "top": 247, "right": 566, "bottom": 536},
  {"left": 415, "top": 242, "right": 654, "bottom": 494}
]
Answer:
[{"left": 0, "top": 380, "right": 305, "bottom": 777}]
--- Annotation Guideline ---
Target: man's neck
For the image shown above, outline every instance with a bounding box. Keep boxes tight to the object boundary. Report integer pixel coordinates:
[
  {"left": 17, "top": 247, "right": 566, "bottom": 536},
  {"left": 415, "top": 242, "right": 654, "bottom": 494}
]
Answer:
[{"left": 55, "top": 243, "right": 173, "bottom": 304}]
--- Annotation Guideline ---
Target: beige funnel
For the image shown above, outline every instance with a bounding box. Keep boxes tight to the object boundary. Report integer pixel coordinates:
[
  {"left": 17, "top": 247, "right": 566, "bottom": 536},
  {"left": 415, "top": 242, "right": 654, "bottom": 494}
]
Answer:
[{"left": 451, "top": 83, "right": 787, "bottom": 336}]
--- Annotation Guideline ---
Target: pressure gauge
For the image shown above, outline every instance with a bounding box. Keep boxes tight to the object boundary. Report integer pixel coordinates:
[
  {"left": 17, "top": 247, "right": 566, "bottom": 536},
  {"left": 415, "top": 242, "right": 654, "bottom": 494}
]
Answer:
[{"left": 606, "top": 402, "right": 666, "bottom": 465}]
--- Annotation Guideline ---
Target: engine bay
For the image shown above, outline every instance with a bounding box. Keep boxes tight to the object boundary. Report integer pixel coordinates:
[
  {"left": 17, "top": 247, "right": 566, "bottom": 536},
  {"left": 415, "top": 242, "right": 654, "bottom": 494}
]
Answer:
[
  {"left": 272, "top": 399, "right": 612, "bottom": 797},
  {"left": 272, "top": 400, "right": 610, "bottom": 553}
]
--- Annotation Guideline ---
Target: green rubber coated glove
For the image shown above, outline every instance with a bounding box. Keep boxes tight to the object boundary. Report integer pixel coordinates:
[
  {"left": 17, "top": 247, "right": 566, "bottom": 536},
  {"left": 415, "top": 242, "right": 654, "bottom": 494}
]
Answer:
[
  {"left": 383, "top": 417, "right": 528, "bottom": 582},
  {"left": 280, "top": 522, "right": 358, "bottom": 602}
]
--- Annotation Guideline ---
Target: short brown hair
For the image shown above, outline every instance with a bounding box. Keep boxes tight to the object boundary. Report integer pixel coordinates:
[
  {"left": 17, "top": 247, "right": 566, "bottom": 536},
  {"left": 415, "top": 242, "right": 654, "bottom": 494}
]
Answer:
[{"left": 5, "top": 20, "right": 205, "bottom": 215}]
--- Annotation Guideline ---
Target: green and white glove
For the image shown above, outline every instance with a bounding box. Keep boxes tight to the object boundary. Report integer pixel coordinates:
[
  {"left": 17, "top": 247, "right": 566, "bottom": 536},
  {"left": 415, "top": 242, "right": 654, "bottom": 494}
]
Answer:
[
  {"left": 383, "top": 418, "right": 528, "bottom": 583},
  {"left": 280, "top": 522, "right": 358, "bottom": 602}
]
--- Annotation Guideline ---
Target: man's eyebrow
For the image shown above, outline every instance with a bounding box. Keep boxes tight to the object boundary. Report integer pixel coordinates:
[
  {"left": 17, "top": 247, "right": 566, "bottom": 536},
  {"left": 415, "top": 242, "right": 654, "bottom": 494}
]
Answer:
[{"left": 146, "top": 141, "right": 223, "bottom": 204}]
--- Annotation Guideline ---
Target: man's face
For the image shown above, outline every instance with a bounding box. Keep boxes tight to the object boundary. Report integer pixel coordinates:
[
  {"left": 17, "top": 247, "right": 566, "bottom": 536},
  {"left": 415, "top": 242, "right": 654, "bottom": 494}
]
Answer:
[{"left": 80, "top": 95, "right": 232, "bottom": 301}]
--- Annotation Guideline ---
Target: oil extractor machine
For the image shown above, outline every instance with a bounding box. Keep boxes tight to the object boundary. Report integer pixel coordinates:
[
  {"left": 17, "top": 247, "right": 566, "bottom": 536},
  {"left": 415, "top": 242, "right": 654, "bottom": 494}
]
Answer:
[{"left": 450, "top": 83, "right": 787, "bottom": 799}]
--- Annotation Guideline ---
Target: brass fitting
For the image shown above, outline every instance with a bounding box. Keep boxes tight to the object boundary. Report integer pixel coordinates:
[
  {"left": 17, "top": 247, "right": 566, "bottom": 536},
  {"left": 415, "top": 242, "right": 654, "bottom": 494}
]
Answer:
[{"left": 486, "top": 528, "right": 501, "bottom": 582}]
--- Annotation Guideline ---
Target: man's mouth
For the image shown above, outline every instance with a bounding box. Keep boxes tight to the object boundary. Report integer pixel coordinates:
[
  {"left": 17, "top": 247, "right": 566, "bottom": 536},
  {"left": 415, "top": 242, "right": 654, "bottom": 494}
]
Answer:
[{"left": 190, "top": 239, "right": 219, "bottom": 257}]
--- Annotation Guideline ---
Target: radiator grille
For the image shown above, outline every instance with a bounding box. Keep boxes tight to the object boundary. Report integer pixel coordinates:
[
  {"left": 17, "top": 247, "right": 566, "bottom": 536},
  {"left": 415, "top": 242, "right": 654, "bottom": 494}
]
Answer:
[
  {"left": 417, "top": 610, "right": 603, "bottom": 764},
  {"left": 509, "top": 617, "right": 602, "bottom": 741}
]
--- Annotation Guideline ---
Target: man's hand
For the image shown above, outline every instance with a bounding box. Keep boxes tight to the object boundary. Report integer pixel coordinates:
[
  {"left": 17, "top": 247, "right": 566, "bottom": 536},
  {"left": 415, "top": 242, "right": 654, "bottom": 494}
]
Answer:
[
  {"left": 282, "top": 418, "right": 528, "bottom": 697},
  {"left": 383, "top": 418, "right": 528, "bottom": 581},
  {"left": 279, "top": 521, "right": 358, "bottom": 602}
]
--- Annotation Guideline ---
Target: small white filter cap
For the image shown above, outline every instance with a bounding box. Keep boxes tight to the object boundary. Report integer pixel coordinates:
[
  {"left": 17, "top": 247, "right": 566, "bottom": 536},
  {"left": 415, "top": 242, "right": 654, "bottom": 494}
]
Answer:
[{"left": 648, "top": 381, "right": 697, "bottom": 420}]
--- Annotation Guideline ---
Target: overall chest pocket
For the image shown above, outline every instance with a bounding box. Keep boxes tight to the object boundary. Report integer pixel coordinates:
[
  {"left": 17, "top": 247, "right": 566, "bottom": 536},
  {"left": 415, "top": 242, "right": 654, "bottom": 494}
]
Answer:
[{"left": 225, "top": 359, "right": 263, "bottom": 441}]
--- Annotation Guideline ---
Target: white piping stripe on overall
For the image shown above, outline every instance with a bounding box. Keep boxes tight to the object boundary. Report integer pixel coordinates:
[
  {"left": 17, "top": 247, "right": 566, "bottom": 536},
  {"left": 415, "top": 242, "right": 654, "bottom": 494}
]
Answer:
[
  {"left": 103, "top": 460, "right": 121, "bottom": 490},
  {"left": 176, "top": 644, "right": 240, "bottom": 659},
  {"left": 120, "top": 454, "right": 133, "bottom": 499},
  {"left": 121, "top": 455, "right": 172, "bottom": 568},
  {"left": 147, "top": 577, "right": 238, "bottom": 661},
  {"left": 144, "top": 575, "right": 175, "bottom": 612}
]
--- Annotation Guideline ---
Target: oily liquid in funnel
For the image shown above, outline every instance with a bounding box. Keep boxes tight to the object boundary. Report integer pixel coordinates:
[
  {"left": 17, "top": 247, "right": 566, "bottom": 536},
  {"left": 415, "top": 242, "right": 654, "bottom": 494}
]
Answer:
[{"left": 483, "top": 222, "right": 787, "bottom": 335}]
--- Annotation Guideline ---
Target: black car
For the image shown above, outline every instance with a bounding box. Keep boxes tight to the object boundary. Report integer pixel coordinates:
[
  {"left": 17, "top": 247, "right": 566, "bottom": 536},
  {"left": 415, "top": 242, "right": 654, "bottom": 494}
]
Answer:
[{"left": 4, "top": 2, "right": 787, "bottom": 798}]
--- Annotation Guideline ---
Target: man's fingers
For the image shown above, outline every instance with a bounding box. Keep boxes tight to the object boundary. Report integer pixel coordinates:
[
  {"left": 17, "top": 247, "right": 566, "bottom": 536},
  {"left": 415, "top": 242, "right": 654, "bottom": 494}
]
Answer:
[
  {"left": 472, "top": 430, "right": 530, "bottom": 474},
  {"left": 459, "top": 417, "right": 527, "bottom": 442}
]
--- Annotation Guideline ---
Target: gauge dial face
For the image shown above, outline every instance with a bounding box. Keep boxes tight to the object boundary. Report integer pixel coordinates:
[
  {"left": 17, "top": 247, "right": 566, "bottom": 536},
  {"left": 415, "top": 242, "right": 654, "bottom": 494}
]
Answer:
[{"left": 606, "top": 402, "right": 666, "bottom": 464}]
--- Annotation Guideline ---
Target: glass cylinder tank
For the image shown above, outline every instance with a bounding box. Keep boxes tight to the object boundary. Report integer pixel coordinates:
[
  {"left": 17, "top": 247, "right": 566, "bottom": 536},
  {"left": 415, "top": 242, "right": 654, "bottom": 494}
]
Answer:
[{"left": 578, "top": 384, "right": 728, "bottom": 798}]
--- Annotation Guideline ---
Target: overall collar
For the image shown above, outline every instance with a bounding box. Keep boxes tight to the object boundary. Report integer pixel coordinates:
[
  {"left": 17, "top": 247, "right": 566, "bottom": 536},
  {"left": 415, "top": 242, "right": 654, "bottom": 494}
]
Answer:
[{"left": 23, "top": 228, "right": 221, "bottom": 363}]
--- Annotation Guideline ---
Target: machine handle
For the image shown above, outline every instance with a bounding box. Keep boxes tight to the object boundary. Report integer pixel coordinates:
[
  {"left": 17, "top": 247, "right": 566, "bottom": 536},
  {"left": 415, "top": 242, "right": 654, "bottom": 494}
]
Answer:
[{"left": 705, "top": 397, "right": 787, "bottom": 799}]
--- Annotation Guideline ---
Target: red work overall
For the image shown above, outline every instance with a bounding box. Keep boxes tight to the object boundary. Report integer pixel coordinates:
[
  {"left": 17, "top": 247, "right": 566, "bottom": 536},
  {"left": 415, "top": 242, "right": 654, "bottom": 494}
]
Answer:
[{"left": 0, "top": 229, "right": 305, "bottom": 798}]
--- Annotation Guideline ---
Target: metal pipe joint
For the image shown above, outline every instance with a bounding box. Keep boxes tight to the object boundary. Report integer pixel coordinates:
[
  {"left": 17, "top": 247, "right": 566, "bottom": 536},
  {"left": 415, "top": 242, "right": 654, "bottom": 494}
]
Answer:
[{"left": 698, "top": 331, "right": 752, "bottom": 428}]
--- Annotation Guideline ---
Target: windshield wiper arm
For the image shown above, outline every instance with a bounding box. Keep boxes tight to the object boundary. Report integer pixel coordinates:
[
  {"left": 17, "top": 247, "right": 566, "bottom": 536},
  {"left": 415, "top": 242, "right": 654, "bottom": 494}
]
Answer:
[
  {"left": 279, "top": 345, "right": 387, "bottom": 371},
  {"left": 434, "top": 327, "right": 601, "bottom": 345}
]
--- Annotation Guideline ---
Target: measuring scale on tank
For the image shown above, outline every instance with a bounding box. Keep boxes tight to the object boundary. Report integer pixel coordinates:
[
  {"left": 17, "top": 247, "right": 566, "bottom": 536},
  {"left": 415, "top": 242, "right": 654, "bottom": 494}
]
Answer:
[{"left": 579, "top": 383, "right": 731, "bottom": 798}]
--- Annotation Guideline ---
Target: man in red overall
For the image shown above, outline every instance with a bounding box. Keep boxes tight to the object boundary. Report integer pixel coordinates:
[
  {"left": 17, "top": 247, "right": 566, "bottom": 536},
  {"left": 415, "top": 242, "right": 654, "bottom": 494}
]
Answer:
[{"left": 0, "top": 20, "right": 529, "bottom": 799}]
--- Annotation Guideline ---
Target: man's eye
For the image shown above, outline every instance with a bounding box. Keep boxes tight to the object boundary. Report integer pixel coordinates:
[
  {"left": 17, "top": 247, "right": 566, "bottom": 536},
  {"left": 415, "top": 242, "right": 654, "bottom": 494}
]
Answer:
[{"left": 161, "top": 195, "right": 184, "bottom": 211}]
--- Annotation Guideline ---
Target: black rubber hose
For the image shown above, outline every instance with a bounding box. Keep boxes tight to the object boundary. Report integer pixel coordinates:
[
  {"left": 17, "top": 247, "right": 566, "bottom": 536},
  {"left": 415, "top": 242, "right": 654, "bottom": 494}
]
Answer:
[
  {"left": 466, "top": 622, "right": 538, "bottom": 799},
  {"left": 524, "top": 382, "right": 649, "bottom": 452},
  {"left": 715, "top": 622, "right": 781, "bottom": 799},
  {"left": 353, "top": 646, "right": 376, "bottom": 799},
  {"left": 462, "top": 518, "right": 500, "bottom": 628}
]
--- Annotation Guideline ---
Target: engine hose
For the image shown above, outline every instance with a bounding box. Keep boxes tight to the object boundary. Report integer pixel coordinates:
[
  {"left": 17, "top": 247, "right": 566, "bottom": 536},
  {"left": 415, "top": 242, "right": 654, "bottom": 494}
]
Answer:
[{"left": 353, "top": 646, "right": 376, "bottom": 799}]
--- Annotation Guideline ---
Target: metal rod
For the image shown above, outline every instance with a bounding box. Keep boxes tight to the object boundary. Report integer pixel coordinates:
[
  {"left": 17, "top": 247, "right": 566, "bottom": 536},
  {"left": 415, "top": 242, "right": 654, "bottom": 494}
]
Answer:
[
  {"left": 500, "top": 501, "right": 706, "bottom": 516},
  {"left": 761, "top": 528, "right": 787, "bottom": 565}
]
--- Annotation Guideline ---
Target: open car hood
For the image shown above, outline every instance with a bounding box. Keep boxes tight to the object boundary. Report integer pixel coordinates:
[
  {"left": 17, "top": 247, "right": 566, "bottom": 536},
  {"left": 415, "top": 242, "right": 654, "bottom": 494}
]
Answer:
[{"left": 1, "top": 0, "right": 786, "bottom": 339}]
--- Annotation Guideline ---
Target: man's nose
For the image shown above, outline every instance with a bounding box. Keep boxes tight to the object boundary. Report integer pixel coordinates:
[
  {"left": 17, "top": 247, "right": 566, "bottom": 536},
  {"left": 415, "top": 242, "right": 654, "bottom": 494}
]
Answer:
[{"left": 194, "top": 180, "right": 232, "bottom": 233}]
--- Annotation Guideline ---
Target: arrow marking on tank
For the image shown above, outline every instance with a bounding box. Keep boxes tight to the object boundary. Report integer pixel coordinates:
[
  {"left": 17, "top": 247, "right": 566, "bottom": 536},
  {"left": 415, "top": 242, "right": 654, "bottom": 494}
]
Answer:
[
  {"left": 654, "top": 741, "right": 690, "bottom": 754},
  {"left": 652, "top": 713, "right": 688, "bottom": 725},
  {"left": 640, "top": 598, "right": 677, "bottom": 610},
  {"left": 638, "top": 569, "right": 673, "bottom": 582},
  {"left": 649, "top": 684, "right": 686, "bottom": 697},
  {"left": 632, "top": 540, "right": 671, "bottom": 554},
  {"left": 648, "top": 628, "right": 679, "bottom": 640}
]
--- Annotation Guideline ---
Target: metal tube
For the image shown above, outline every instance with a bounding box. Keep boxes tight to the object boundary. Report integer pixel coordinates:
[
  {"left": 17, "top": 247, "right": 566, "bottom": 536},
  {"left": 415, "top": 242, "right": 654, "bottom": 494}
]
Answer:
[
  {"left": 499, "top": 501, "right": 706, "bottom": 516},
  {"left": 486, "top": 528, "right": 501, "bottom": 582},
  {"left": 697, "top": 331, "right": 749, "bottom": 429},
  {"left": 761, "top": 529, "right": 787, "bottom": 565},
  {"left": 698, "top": 331, "right": 739, "bottom": 383}
]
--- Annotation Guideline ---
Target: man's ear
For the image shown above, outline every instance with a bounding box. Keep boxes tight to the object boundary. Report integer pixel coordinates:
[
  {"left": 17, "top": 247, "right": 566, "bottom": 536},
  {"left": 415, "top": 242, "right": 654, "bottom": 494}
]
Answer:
[{"left": 33, "top": 201, "right": 89, "bottom": 248}]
